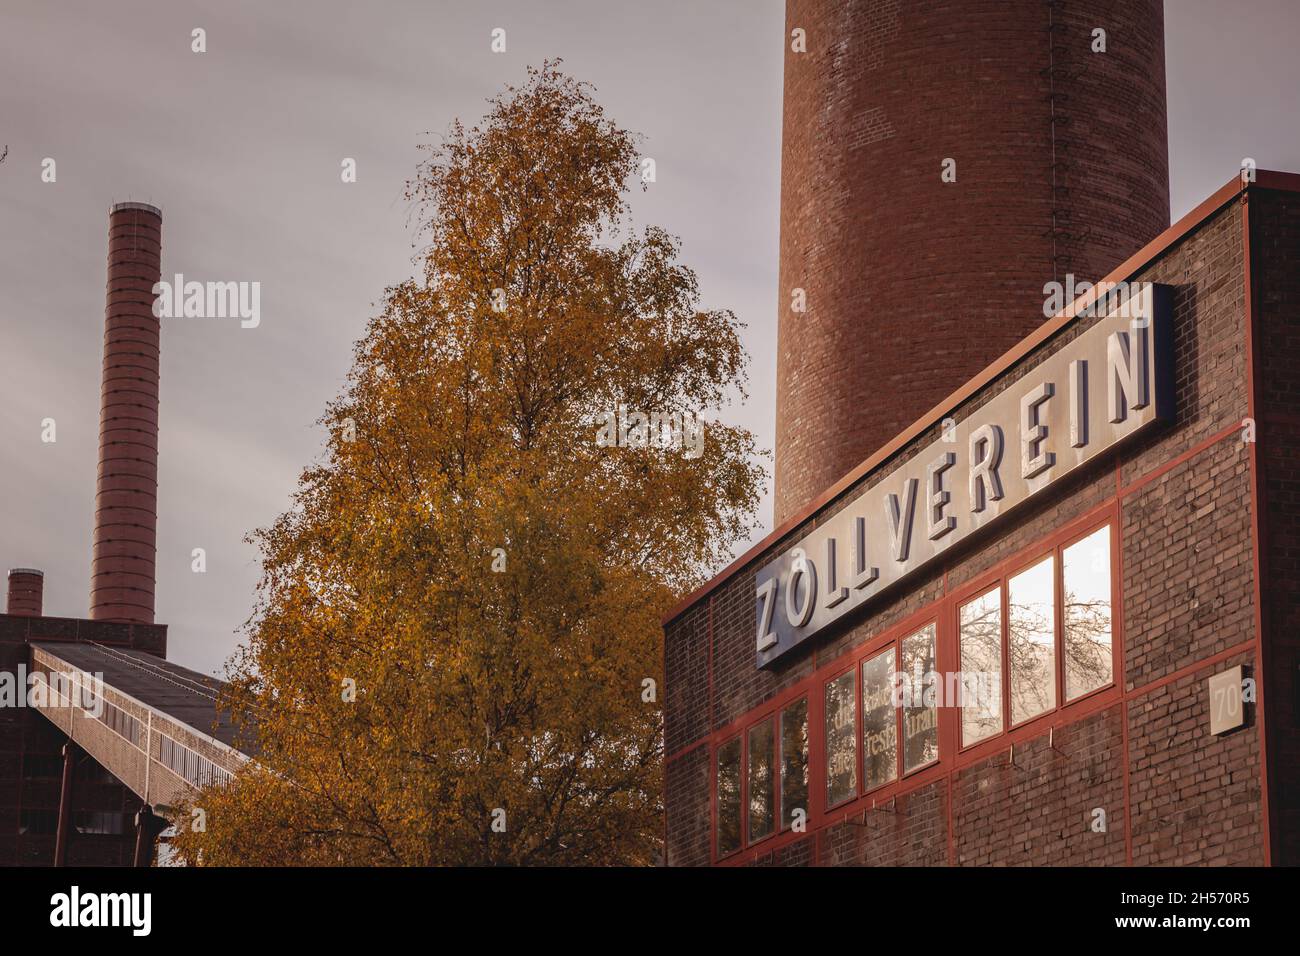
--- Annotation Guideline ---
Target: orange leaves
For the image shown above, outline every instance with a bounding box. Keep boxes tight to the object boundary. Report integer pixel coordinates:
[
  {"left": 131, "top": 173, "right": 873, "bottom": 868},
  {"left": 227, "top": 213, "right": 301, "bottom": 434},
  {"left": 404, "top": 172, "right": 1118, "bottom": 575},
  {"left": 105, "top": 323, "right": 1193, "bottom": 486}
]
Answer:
[{"left": 173, "top": 62, "right": 762, "bottom": 867}]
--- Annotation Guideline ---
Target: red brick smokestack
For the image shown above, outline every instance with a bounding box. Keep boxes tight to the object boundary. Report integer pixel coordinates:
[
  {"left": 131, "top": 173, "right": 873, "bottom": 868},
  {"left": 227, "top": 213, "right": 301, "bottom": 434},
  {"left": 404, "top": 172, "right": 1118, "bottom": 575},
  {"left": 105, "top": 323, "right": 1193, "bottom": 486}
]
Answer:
[
  {"left": 90, "top": 202, "right": 162, "bottom": 624},
  {"left": 774, "top": 0, "right": 1170, "bottom": 522},
  {"left": 6, "top": 569, "right": 44, "bottom": 617}
]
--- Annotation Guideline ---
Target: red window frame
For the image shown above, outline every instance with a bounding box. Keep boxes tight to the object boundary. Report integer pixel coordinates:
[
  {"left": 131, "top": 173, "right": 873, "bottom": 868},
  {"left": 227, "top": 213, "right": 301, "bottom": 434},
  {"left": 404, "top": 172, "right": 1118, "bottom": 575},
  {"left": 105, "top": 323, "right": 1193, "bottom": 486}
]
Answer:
[
  {"left": 859, "top": 643, "right": 899, "bottom": 796},
  {"left": 822, "top": 663, "right": 859, "bottom": 810},
  {"left": 746, "top": 716, "right": 777, "bottom": 843},
  {"left": 776, "top": 696, "right": 809, "bottom": 836},
  {"left": 895, "top": 621, "right": 941, "bottom": 778},
  {"left": 853, "top": 618, "right": 942, "bottom": 798},
  {"left": 1005, "top": 551, "right": 1058, "bottom": 730},
  {"left": 954, "top": 518, "right": 1117, "bottom": 753},
  {"left": 1060, "top": 523, "right": 1117, "bottom": 705},
  {"left": 715, "top": 694, "right": 813, "bottom": 857},
  {"left": 955, "top": 583, "right": 1006, "bottom": 749},
  {"left": 713, "top": 734, "right": 742, "bottom": 859},
  {"left": 707, "top": 507, "right": 1120, "bottom": 863}
]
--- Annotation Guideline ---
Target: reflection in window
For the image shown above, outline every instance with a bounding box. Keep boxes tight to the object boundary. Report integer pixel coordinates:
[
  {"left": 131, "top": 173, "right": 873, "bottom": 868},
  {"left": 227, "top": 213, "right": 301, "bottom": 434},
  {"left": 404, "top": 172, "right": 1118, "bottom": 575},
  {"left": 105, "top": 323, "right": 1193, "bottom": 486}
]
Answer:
[
  {"left": 861, "top": 648, "right": 897, "bottom": 792},
  {"left": 717, "top": 737, "right": 741, "bottom": 856},
  {"left": 960, "top": 588, "right": 1003, "bottom": 745},
  {"left": 75, "top": 810, "right": 129, "bottom": 835},
  {"left": 1063, "top": 526, "right": 1113, "bottom": 700},
  {"left": 780, "top": 699, "right": 808, "bottom": 830},
  {"left": 825, "top": 670, "right": 857, "bottom": 806},
  {"left": 901, "top": 624, "right": 939, "bottom": 771},
  {"left": 1008, "top": 556, "right": 1056, "bottom": 724},
  {"left": 748, "top": 720, "right": 774, "bottom": 842}
]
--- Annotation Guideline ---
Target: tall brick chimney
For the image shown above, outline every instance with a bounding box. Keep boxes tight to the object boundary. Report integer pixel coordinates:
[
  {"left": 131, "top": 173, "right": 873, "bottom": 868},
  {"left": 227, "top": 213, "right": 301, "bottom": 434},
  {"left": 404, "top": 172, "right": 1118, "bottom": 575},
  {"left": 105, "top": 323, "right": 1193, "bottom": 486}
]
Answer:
[
  {"left": 6, "top": 569, "right": 44, "bottom": 617},
  {"left": 90, "top": 202, "right": 162, "bottom": 624},
  {"left": 773, "top": 0, "right": 1170, "bottom": 522}
]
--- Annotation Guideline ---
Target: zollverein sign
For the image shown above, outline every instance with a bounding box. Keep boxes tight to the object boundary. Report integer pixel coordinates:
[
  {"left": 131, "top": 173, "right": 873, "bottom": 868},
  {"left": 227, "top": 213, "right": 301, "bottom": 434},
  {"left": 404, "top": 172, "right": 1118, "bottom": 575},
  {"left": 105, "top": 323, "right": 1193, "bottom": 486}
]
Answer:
[{"left": 755, "top": 283, "right": 1173, "bottom": 668}]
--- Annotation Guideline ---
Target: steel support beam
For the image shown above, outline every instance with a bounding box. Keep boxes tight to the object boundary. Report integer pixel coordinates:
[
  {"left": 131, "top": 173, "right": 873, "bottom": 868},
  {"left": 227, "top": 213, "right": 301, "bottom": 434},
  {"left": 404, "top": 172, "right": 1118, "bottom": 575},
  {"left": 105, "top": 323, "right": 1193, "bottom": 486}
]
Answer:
[
  {"left": 133, "top": 805, "right": 164, "bottom": 867},
  {"left": 53, "top": 741, "right": 79, "bottom": 867}
]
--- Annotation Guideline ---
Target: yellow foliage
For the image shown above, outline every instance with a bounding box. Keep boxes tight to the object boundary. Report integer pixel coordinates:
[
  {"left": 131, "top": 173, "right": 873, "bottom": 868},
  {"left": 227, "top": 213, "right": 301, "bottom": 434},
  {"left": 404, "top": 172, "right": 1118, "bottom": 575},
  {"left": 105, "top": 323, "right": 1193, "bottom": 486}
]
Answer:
[{"left": 171, "top": 62, "right": 764, "bottom": 866}]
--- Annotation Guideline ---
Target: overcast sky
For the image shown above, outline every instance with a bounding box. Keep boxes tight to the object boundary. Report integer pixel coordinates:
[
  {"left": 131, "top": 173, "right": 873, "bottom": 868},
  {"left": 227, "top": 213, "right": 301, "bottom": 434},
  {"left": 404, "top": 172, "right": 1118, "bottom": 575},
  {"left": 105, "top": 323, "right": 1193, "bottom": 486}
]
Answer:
[{"left": 2, "top": 1, "right": 1298, "bottom": 676}]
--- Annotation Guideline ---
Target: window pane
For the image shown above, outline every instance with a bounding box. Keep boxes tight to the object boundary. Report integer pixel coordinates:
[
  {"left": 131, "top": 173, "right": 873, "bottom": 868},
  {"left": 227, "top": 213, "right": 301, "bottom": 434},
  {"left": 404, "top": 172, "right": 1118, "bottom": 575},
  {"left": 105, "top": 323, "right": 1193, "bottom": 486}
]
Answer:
[
  {"left": 747, "top": 720, "right": 775, "bottom": 842},
  {"left": 960, "top": 587, "right": 1003, "bottom": 745},
  {"left": 1064, "top": 526, "right": 1113, "bottom": 700},
  {"left": 1008, "top": 556, "right": 1056, "bottom": 724},
  {"left": 861, "top": 648, "right": 898, "bottom": 791},
  {"left": 901, "top": 623, "right": 940, "bottom": 770},
  {"left": 825, "top": 670, "right": 857, "bottom": 806},
  {"left": 780, "top": 698, "right": 808, "bottom": 830},
  {"left": 717, "top": 737, "right": 742, "bottom": 855}
]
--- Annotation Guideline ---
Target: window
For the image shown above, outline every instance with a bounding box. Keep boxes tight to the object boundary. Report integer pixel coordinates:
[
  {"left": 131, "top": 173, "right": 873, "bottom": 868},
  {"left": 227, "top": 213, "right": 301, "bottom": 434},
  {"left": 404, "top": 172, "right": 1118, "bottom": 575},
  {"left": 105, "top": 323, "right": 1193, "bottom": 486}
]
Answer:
[
  {"left": 85, "top": 763, "right": 116, "bottom": 785},
  {"left": 747, "top": 720, "right": 775, "bottom": 842},
  {"left": 1008, "top": 555, "right": 1056, "bottom": 725},
  {"left": 97, "top": 700, "right": 141, "bottom": 748},
  {"left": 861, "top": 622, "right": 939, "bottom": 790},
  {"left": 708, "top": 521, "right": 1115, "bottom": 856},
  {"left": 779, "top": 698, "right": 808, "bottom": 830},
  {"left": 825, "top": 669, "right": 857, "bottom": 806},
  {"left": 959, "top": 522, "right": 1115, "bottom": 747},
  {"left": 75, "top": 810, "right": 129, "bottom": 835},
  {"left": 19, "top": 808, "right": 58, "bottom": 835},
  {"left": 159, "top": 735, "right": 232, "bottom": 789},
  {"left": 1063, "top": 525, "right": 1113, "bottom": 700},
  {"left": 900, "top": 623, "right": 939, "bottom": 771},
  {"left": 960, "top": 587, "right": 1003, "bottom": 746},
  {"left": 716, "top": 736, "right": 741, "bottom": 856},
  {"left": 861, "top": 648, "right": 897, "bottom": 792},
  {"left": 716, "top": 699, "right": 808, "bottom": 852},
  {"left": 22, "top": 754, "right": 63, "bottom": 779}
]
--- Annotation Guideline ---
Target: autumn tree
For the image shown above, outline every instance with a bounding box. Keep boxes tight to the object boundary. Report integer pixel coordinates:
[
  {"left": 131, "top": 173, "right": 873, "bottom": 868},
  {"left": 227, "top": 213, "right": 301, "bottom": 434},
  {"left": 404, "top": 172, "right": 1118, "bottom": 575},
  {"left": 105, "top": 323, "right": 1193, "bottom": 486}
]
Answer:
[{"left": 171, "top": 62, "right": 764, "bottom": 866}]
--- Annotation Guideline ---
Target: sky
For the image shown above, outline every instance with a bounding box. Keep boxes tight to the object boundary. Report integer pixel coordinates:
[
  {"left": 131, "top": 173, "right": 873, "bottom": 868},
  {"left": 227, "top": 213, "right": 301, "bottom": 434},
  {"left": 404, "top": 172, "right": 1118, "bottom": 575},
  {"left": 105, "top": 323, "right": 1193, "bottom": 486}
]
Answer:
[{"left": 1, "top": 1, "right": 1297, "bottom": 677}]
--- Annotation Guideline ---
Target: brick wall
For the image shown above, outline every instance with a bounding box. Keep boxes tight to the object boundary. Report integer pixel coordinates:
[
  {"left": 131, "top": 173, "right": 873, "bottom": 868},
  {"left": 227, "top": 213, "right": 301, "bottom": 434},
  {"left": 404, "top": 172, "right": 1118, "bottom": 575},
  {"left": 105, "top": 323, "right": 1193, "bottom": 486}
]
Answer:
[
  {"left": 1128, "top": 650, "right": 1261, "bottom": 865},
  {"left": 665, "top": 187, "right": 1275, "bottom": 866},
  {"left": 664, "top": 745, "right": 710, "bottom": 867},
  {"left": 774, "top": 0, "right": 1170, "bottom": 521},
  {"left": 1253, "top": 187, "right": 1300, "bottom": 864},
  {"left": 0, "top": 614, "right": 166, "bottom": 865},
  {"left": 953, "top": 707, "right": 1126, "bottom": 866}
]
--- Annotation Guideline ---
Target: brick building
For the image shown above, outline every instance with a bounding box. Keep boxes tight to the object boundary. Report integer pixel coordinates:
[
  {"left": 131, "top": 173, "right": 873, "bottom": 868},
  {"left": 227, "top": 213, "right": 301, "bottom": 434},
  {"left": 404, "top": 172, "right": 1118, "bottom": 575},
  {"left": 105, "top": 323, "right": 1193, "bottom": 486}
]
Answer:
[
  {"left": 663, "top": 171, "right": 1300, "bottom": 866},
  {"left": 1, "top": 203, "right": 247, "bottom": 867},
  {"left": 0, "top": 601, "right": 167, "bottom": 866}
]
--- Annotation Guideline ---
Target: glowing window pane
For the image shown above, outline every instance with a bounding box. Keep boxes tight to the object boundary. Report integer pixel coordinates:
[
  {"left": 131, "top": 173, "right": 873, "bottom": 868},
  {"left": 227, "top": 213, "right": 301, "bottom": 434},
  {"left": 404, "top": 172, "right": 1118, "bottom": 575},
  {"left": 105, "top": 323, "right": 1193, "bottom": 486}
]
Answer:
[
  {"left": 747, "top": 720, "right": 774, "bottom": 841},
  {"left": 717, "top": 737, "right": 741, "bottom": 855},
  {"left": 861, "top": 648, "right": 897, "bottom": 792},
  {"left": 901, "top": 623, "right": 940, "bottom": 770},
  {"left": 1009, "top": 556, "right": 1056, "bottom": 724},
  {"left": 960, "top": 588, "right": 1003, "bottom": 745},
  {"left": 1064, "top": 526, "right": 1113, "bottom": 700},
  {"left": 780, "top": 698, "right": 808, "bottom": 830},
  {"left": 825, "top": 670, "right": 858, "bottom": 806}
]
